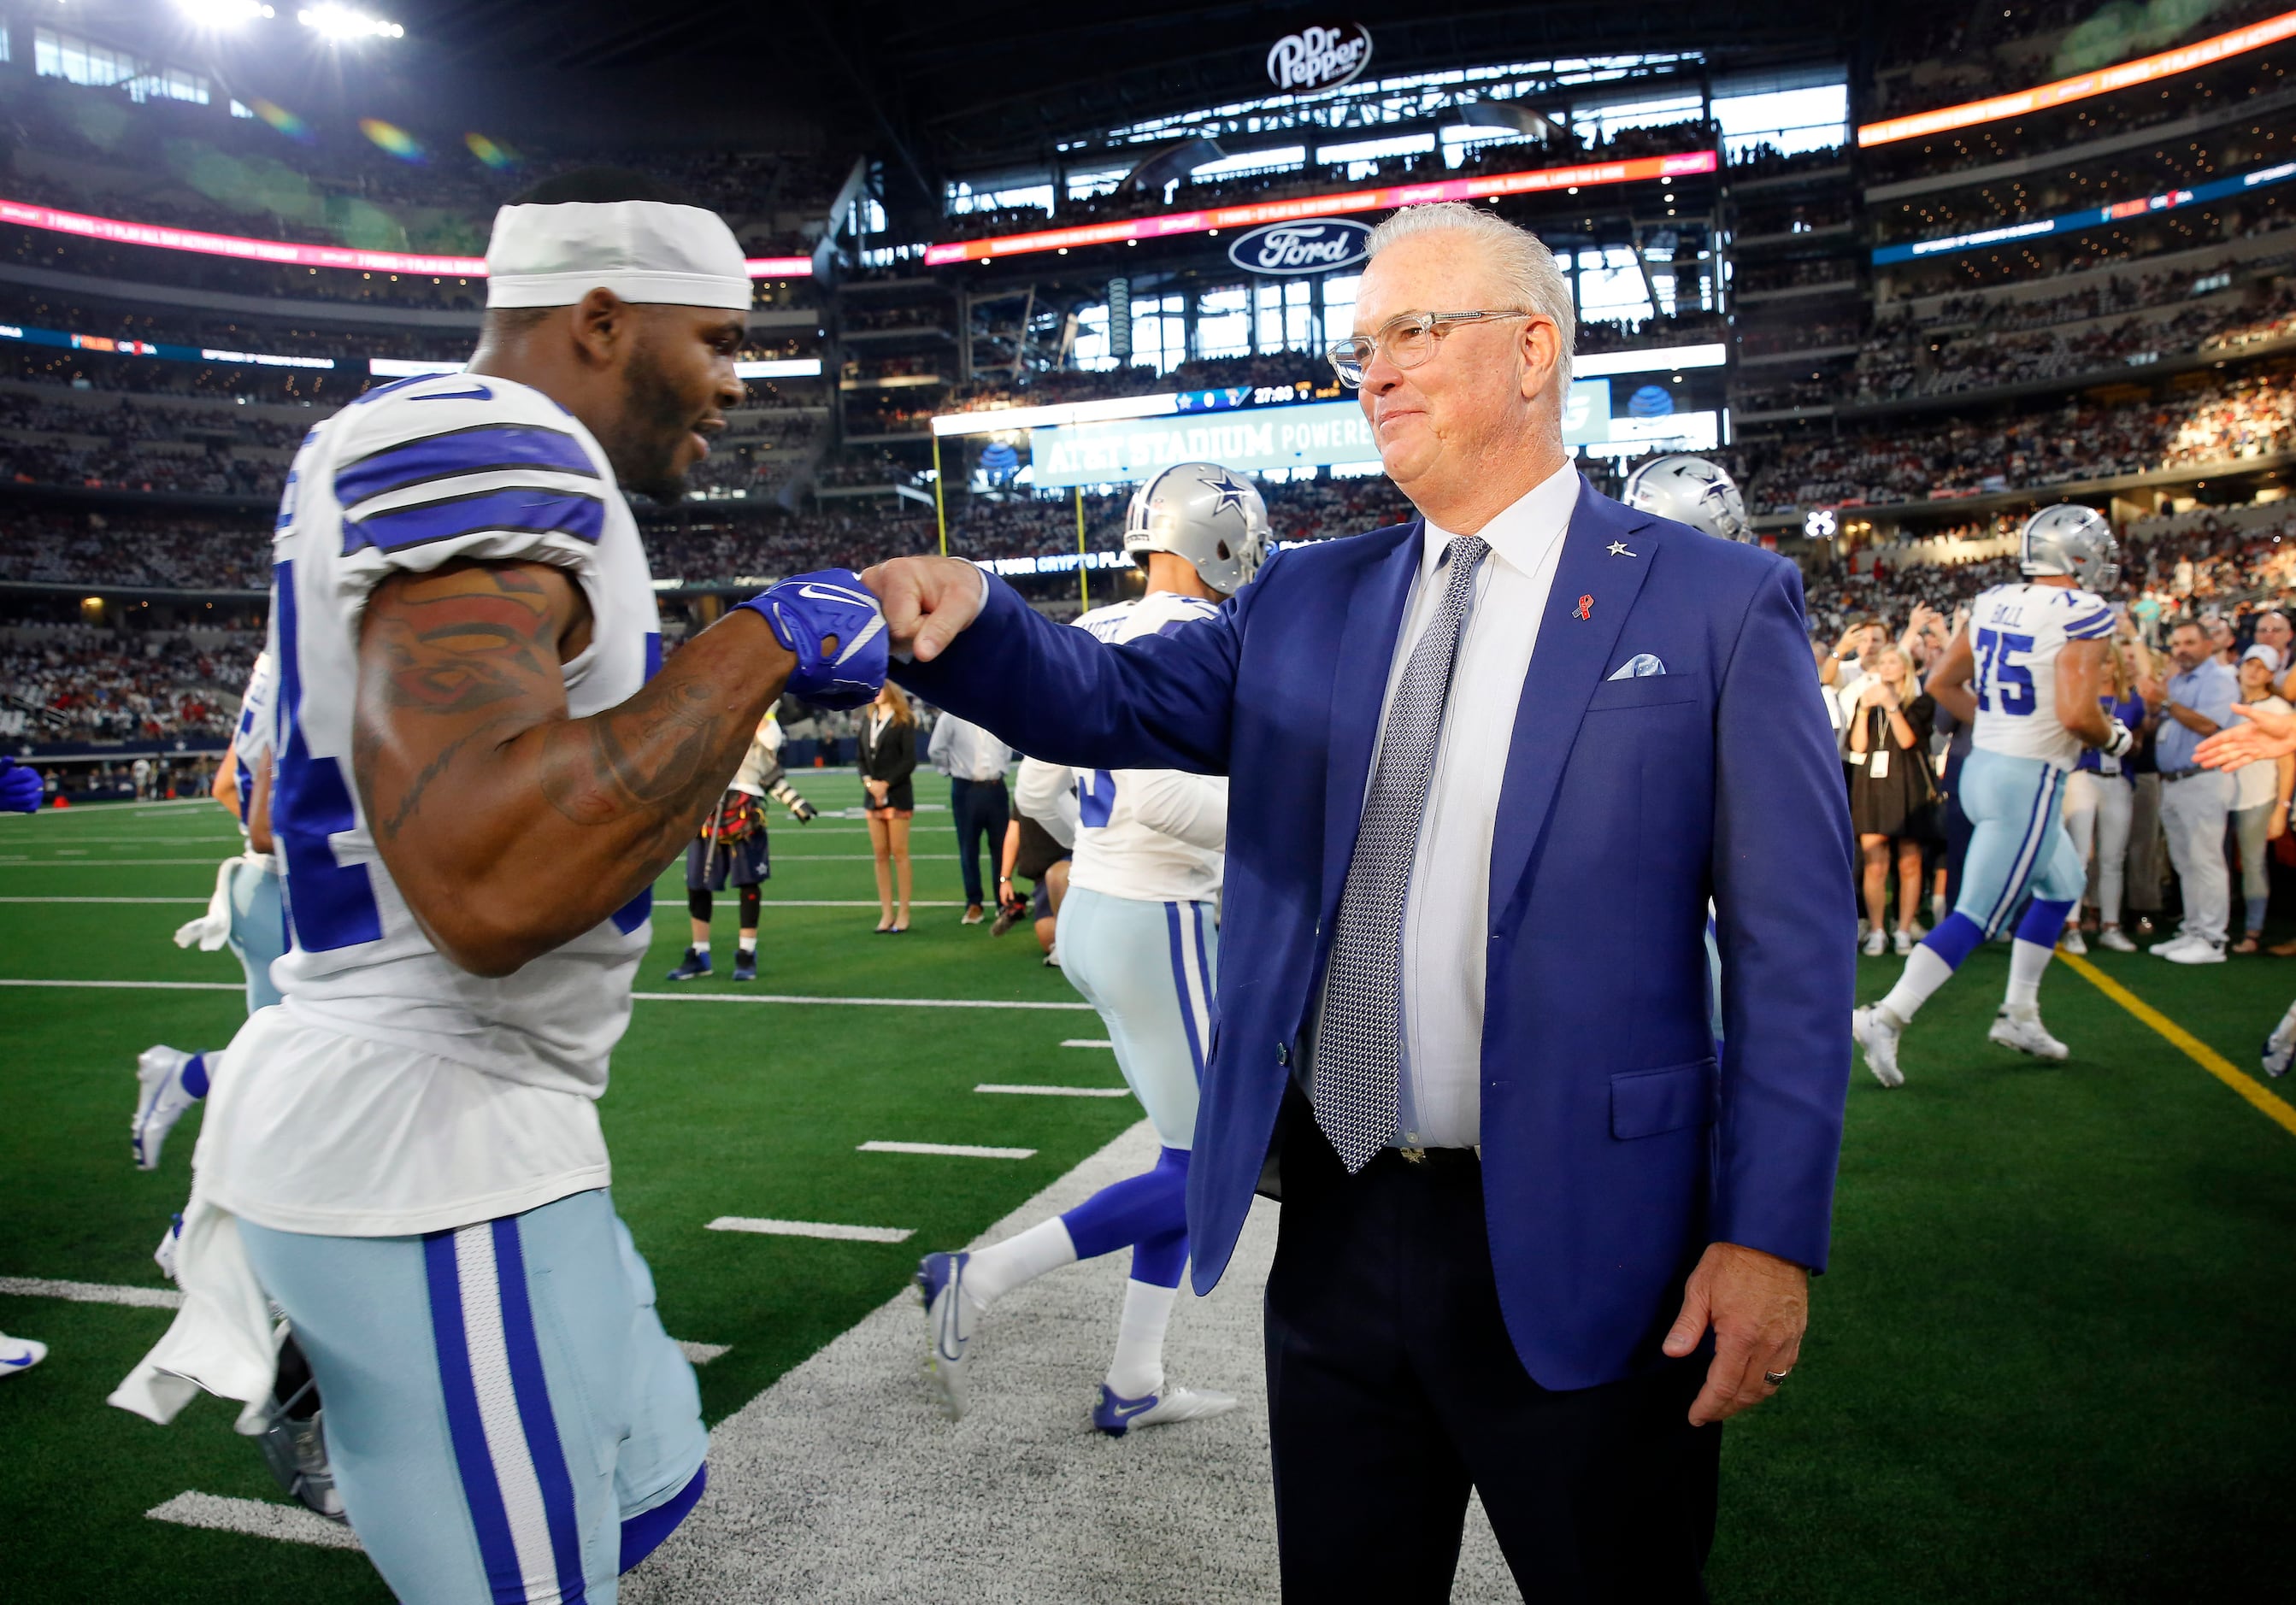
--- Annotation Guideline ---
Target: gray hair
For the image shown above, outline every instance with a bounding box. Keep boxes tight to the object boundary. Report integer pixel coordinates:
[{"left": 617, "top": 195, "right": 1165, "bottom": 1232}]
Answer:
[{"left": 1363, "top": 202, "right": 1575, "bottom": 389}]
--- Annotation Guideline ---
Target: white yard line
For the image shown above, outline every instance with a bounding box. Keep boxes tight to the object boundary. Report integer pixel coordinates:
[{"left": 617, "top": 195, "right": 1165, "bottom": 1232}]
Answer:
[
  {"left": 858, "top": 1140, "right": 1036, "bottom": 1160},
  {"left": 0, "top": 858, "right": 262, "bottom": 867},
  {"left": 1060, "top": 1038, "right": 1115, "bottom": 1049},
  {"left": 145, "top": 1492, "right": 362, "bottom": 1551},
  {"left": 706, "top": 1218, "right": 915, "bottom": 1244},
  {"left": 0, "top": 897, "right": 209, "bottom": 904},
  {"left": 0, "top": 979, "right": 1092, "bottom": 1010},
  {"left": 0, "top": 1274, "right": 184, "bottom": 1309},
  {"left": 974, "top": 1084, "right": 1131, "bottom": 1098},
  {"left": 677, "top": 1341, "right": 731, "bottom": 1366}
]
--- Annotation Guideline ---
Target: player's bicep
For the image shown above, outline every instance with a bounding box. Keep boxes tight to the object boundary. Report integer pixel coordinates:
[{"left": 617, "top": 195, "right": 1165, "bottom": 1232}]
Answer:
[
  {"left": 352, "top": 560, "right": 587, "bottom": 844},
  {"left": 2054, "top": 638, "right": 2108, "bottom": 725}
]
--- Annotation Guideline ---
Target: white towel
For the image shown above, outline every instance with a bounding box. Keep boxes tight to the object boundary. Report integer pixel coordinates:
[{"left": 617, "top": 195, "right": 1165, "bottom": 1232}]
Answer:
[
  {"left": 173, "top": 855, "right": 238, "bottom": 952},
  {"left": 109, "top": 1184, "right": 280, "bottom": 1433}
]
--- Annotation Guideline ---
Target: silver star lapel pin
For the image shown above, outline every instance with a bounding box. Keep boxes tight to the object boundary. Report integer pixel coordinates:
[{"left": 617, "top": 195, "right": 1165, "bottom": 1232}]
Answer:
[{"left": 1607, "top": 541, "right": 1636, "bottom": 557}]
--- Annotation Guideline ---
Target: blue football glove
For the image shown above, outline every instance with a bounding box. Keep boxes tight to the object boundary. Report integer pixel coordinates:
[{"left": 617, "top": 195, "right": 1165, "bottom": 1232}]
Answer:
[
  {"left": 737, "top": 569, "right": 888, "bottom": 711},
  {"left": 0, "top": 756, "right": 42, "bottom": 814}
]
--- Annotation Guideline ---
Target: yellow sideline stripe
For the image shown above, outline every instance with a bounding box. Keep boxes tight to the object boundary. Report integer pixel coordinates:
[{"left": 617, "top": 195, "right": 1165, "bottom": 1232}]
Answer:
[{"left": 2058, "top": 950, "right": 2296, "bottom": 1139}]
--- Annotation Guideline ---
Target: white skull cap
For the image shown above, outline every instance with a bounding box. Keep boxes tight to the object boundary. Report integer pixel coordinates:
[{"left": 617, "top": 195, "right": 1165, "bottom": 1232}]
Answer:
[{"left": 485, "top": 200, "right": 750, "bottom": 310}]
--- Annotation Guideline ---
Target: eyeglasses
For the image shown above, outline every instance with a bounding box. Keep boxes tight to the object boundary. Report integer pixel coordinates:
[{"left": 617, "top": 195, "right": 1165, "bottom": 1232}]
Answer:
[{"left": 1325, "top": 309, "right": 1536, "bottom": 389}]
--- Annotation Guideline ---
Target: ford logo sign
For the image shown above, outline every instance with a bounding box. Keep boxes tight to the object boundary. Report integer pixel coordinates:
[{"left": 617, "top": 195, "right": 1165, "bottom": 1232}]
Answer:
[
  {"left": 1266, "top": 23, "right": 1375, "bottom": 97},
  {"left": 1228, "top": 218, "right": 1373, "bottom": 276}
]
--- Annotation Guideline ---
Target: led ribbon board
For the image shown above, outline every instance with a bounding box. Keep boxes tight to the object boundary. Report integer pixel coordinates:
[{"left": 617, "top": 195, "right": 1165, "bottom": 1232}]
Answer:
[
  {"left": 0, "top": 320, "right": 335, "bottom": 368},
  {"left": 1857, "top": 8, "right": 2296, "bottom": 147},
  {"left": 0, "top": 197, "right": 811, "bottom": 278},
  {"left": 1870, "top": 159, "right": 2296, "bottom": 263},
  {"left": 922, "top": 150, "right": 1718, "bottom": 266}
]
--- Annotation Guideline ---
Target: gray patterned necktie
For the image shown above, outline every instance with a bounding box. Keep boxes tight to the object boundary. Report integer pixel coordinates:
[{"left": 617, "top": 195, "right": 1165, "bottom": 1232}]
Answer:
[{"left": 1313, "top": 534, "right": 1491, "bottom": 1173}]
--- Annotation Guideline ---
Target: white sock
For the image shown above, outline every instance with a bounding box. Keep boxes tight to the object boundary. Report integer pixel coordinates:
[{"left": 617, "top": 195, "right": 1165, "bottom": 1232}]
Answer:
[
  {"left": 1878, "top": 944, "right": 1957, "bottom": 1025},
  {"left": 738, "top": 935, "right": 757, "bottom": 955},
  {"left": 1105, "top": 1278, "right": 1179, "bottom": 1400},
  {"left": 691, "top": 940, "right": 709, "bottom": 955},
  {"left": 1931, "top": 891, "right": 1946, "bottom": 928},
  {"left": 2005, "top": 939, "right": 2053, "bottom": 1012},
  {"left": 963, "top": 1217, "right": 1076, "bottom": 1308}
]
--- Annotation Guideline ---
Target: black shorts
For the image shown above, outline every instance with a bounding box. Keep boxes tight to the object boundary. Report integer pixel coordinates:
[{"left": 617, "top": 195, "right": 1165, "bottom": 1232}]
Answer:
[{"left": 686, "top": 832, "right": 769, "bottom": 891}]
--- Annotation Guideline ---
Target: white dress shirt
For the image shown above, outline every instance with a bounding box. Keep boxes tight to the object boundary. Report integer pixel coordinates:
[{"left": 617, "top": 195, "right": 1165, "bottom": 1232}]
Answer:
[
  {"left": 1311, "top": 462, "right": 1580, "bottom": 1149},
  {"left": 927, "top": 713, "right": 1013, "bottom": 782}
]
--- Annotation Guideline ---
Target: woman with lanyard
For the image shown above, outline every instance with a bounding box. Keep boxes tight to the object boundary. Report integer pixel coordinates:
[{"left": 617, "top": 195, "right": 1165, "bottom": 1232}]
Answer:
[
  {"left": 1849, "top": 644, "right": 1940, "bottom": 956},
  {"left": 2060, "top": 634, "right": 2156, "bottom": 955}
]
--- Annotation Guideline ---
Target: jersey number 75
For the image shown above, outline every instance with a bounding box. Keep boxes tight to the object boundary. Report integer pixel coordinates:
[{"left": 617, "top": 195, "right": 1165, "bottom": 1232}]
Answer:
[{"left": 1974, "top": 626, "right": 2036, "bottom": 716}]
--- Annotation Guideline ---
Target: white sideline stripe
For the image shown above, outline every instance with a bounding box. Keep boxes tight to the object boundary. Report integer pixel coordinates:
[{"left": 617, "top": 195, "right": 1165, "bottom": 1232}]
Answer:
[
  {"left": 0, "top": 979, "right": 241, "bottom": 992},
  {"left": 1061, "top": 1038, "right": 1115, "bottom": 1049},
  {"left": 629, "top": 991, "right": 1092, "bottom": 1011},
  {"left": 975, "top": 1084, "right": 1131, "bottom": 1098},
  {"left": 706, "top": 1217, "right": 915, "bottom": 1243},
  {"left": 677, "top": 1340, "right": 732, "bottom": 1366},
  {"left": 0, "top": 1274, "right": 184, "bottom": 1309},
  {"left": 0, "top": 858, "right": 263, "bottom": 867},
  {"left": 0, "top": 896, "right": 209, "bottom": 904},
  {"left": 0, "top": 979, "right": 1093, "bottom": 1011},
  {"left": 858, "top": 1140, "right": 1036, "bottom": 1160},
  {"left": 146, "top": 1492, "right": 362, "bottom": 1551}
]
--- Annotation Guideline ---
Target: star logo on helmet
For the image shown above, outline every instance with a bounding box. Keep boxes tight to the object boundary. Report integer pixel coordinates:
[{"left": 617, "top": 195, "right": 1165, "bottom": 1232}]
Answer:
[{"left": 1199, "top": 469, "right": 1253, "bottom": 519}]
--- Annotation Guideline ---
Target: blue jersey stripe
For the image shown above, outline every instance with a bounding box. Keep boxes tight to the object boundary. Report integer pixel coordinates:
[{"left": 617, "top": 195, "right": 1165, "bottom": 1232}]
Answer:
[
  {"left": 490, "top": 1219, "right": 590, "bottom": 1605},
  {"left": 335, "top": 423, "right": 597, "bottom": 509},
  {"left": 2063, "top": 612, "right": 2115, "bottom": 639},
  {"left": 422, "top": 1231, "right": 529, "bottom": 1605},
  {"left": 343, "top": 485, "right": 607, "bottom": 555}
]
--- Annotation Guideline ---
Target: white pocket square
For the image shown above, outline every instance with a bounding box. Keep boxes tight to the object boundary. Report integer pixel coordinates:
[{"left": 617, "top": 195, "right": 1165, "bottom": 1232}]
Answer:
[{"left": 1607, "top": 654, "right": 1667, "bottom": 680}]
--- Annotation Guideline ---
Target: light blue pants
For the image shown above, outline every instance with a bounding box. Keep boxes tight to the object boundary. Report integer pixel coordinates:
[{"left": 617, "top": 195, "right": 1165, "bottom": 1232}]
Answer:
[
  {"left": 227, "top": 858, "right": 286, "bottom": 1014},
  {"left": 1056, "top": 886, "right": 1216, "bottom": 1149},
  {"left": 1955, "top": 750, "right": 2087, "bottom": 938},
  {"left": 239, "top": 1189, "right": 707, "bottom": 1604}
]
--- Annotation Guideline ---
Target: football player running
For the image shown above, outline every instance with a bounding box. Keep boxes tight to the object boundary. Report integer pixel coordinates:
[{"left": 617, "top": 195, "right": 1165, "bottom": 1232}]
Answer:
[
  {"left": 1853, "top": 505, "right": 2130, "bottom": 1085},
  {"left": 915, "top": 462, "right": 1267, "bottom": 1434},
  {"left": 132, "top": 650, "right": 284, "bottom": 1172},
  {"left": 113, "top": 173, "right": 886, "bottom": 1603}
]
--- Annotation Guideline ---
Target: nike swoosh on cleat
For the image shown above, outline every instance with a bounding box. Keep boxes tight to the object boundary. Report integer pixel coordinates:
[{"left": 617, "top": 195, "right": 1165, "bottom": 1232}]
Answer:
[
  {"left": 2, "top": 1355, "right": 32, "bottom": 1367},
  {"left": 1109, "top": 1398, "right": 1155, "bottom": 1418}
]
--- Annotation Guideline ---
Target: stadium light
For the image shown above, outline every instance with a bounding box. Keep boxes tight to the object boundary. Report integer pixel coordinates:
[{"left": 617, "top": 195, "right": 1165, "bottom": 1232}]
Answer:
[
  {"left": 180, "top": 0, "right": 277, "bottom": 24},
  {"left": 298, "top": 5, "right": 403, "bottom": 40}
]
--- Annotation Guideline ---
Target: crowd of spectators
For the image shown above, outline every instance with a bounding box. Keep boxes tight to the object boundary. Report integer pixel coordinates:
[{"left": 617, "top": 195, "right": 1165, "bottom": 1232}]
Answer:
[
  {"left": 1731, "top": 359, "right": 2296, "bottom": 513},
  {"left": 1, "top": 622, "right": 254, "bottom": 742}
]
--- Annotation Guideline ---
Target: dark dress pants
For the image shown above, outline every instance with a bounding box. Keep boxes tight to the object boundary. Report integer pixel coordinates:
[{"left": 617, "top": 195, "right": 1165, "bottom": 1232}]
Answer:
[
  {"left": 1264, "top": 1091, "right": 1720, "bottom": 1602},
  {"left": 948, "top": 775, "right": 1009, "bottom": 907}
]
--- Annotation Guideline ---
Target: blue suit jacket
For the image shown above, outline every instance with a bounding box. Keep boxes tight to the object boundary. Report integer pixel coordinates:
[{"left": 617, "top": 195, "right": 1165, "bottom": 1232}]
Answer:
[{"left": 898, "top": 478, "right": 1856, "bottom": 1390}]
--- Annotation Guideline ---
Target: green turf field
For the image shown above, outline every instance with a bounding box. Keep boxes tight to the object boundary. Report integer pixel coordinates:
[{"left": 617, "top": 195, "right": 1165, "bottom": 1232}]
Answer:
[{"left": 2, "top": 779, "right": 2292, "bottom": 1602}]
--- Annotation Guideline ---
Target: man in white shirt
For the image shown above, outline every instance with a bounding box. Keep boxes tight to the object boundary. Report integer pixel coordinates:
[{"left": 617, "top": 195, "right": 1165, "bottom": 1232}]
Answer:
[
  {"left": 926, "top": 710, "right": 1012, "bottom": 924},
  {"left": 869, "top": 202, "right": 1852, "bottom": 1600}
]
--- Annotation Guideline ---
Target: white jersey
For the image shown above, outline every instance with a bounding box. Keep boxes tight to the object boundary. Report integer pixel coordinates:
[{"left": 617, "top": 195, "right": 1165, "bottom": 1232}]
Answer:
[
  {"left": 1969, "top": 581, "right": 2116, "bottom": 770},
  {"left": 201, "top": 370, "right": 659, "bottom": 1237},
  {"left": 1014, "top": 591, "right": 1227, "bottom": 905}
]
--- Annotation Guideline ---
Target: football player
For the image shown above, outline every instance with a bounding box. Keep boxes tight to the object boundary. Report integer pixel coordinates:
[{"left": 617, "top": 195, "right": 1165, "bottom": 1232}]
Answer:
[
  {"left": 1853, "top": 505, "right": 2131, "bottom": 1085},
  {"left": 915, "top": 462, "right": 1268, "bottom": 1434},
  {"left": 132, "top": 650, "right": 283, "bottom": 1171},
  {"left": 1622, "top": 453, "right": 1753, "bottom": 1049},
  {"left": 1, "top": 755, "right": 44, "bottom": 1377},
  {"left": 112, "top": 174, "right": 886, "bottom": 1602},
  {"left": 663, "top": 705, "right": 815, "bottom": 983}
]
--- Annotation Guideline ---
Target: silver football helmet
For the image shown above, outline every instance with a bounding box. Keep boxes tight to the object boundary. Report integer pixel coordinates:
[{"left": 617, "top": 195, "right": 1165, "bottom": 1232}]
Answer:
[
  {"left": 2020, "top": 503, "right": 2119, "bottom": 591},
  {"left": 1621, "top": 455, "right": 1752, "bottom": 543},
  {"left": 1123, "top": 462, "right": 1272, "bottom": 597}
]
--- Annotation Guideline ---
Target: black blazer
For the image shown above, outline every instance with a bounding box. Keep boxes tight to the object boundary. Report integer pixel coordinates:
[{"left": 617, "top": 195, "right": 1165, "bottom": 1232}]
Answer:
[{"left": 857, "top": 716, "right": 915, "bottom": 785}]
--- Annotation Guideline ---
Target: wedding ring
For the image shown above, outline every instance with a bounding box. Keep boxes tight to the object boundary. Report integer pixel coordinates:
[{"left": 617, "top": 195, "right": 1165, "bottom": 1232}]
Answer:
[{"left": 1763, "top": 1369, "right": 1791, "bottom": 1386}]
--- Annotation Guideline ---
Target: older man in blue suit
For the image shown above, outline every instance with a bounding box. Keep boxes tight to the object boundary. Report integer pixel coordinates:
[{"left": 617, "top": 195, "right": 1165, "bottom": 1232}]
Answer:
[{"left": 867, "top": 202, "right": 1854, "bottom": 1601}]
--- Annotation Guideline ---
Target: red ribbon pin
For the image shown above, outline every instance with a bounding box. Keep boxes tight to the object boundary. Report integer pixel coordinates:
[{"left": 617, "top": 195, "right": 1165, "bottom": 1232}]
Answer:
[{"left": 1574, "top": 594, "right": 1594, "bottom": 620}]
